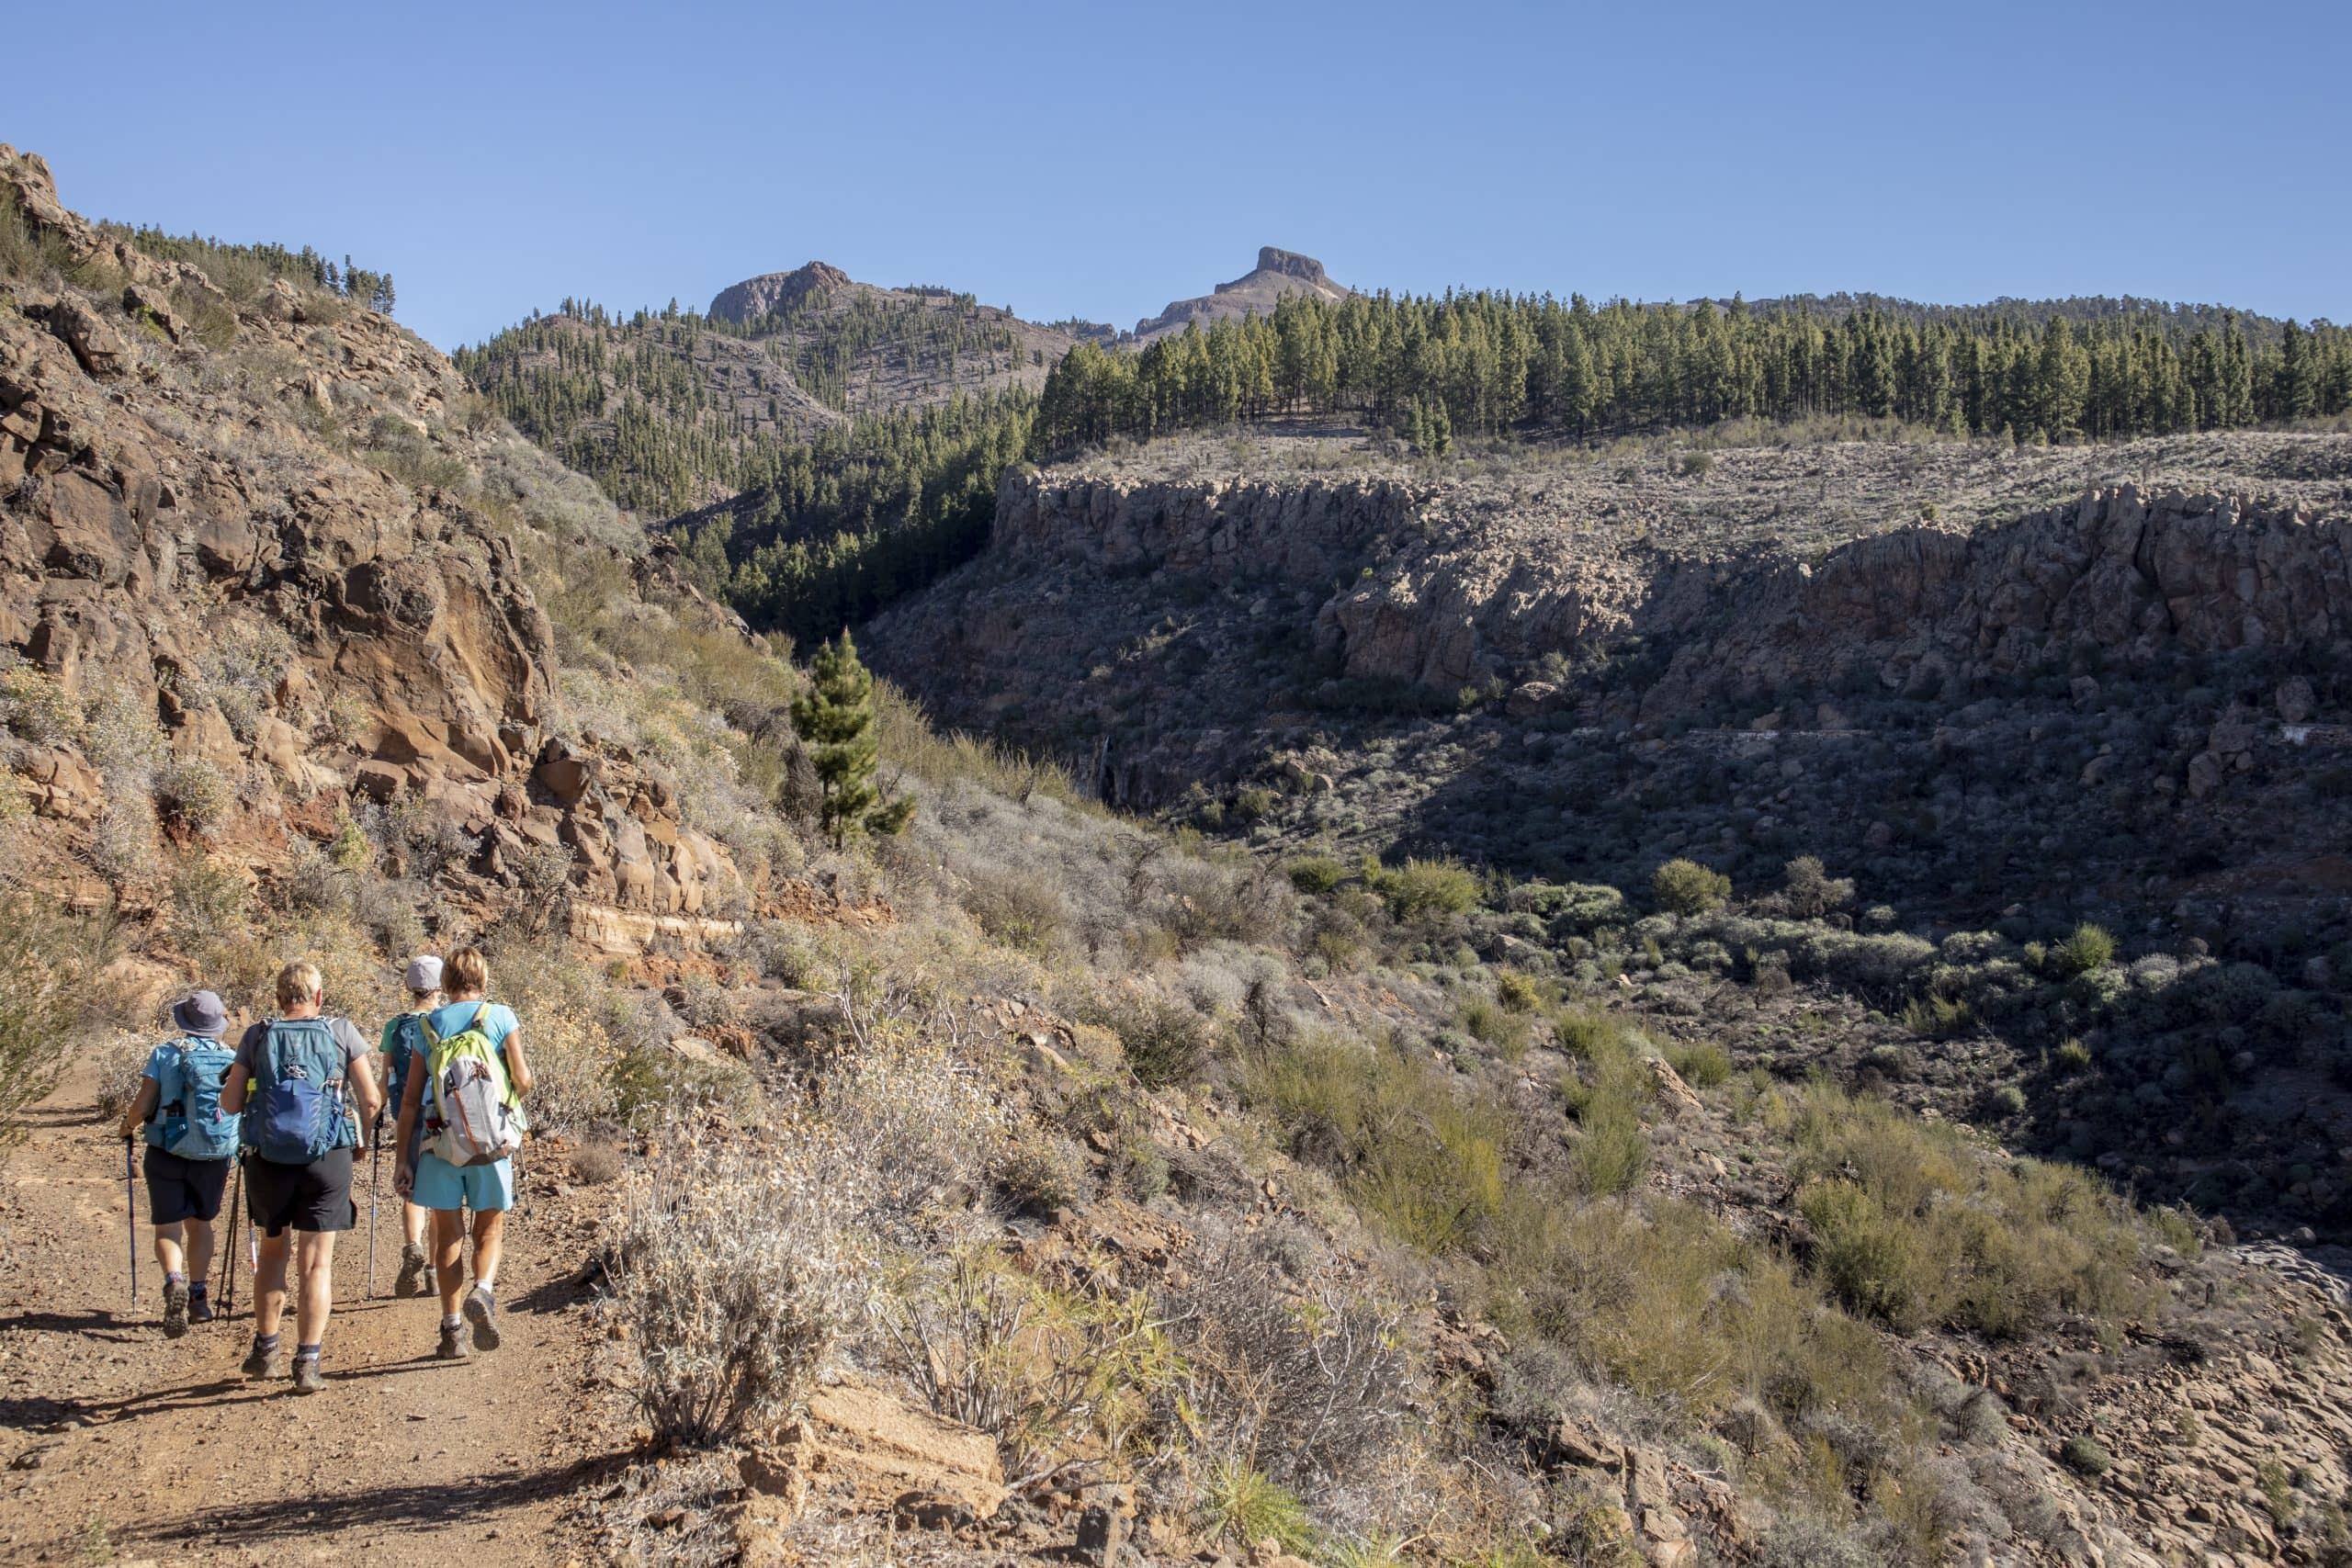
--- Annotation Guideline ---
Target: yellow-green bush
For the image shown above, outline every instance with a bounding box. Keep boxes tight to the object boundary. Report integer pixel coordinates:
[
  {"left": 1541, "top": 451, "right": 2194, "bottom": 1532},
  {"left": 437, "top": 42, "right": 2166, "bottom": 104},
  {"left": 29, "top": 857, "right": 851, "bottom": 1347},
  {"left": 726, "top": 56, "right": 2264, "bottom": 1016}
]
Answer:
[
  {"left": 1650, "top": 858, "right": 1730, "bottom": 915},
  {"left": 1792, "top": 1087, "right": 2149, "bottom": 1336},
  {"left": 1244, "top": 1032, "right": 1503, "bottom": 1253},
  {"left": 1364, "top": 855, "right": 1482, "bottom": 922}
]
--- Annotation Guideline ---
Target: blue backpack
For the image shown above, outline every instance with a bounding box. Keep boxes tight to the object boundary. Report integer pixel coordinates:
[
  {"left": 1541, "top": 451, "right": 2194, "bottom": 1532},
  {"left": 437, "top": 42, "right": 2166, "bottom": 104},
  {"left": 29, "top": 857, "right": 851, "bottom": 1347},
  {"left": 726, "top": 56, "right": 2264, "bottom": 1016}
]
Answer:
[
  {"left": 150, "top": 1036, "right": 240, "bottom": 1160},
  {"left": 248, "top": 1018, "right": 355, "bottom": 1164},
  {"left": 384, "top": 1011, "right": 427, "bottom": 1108}
]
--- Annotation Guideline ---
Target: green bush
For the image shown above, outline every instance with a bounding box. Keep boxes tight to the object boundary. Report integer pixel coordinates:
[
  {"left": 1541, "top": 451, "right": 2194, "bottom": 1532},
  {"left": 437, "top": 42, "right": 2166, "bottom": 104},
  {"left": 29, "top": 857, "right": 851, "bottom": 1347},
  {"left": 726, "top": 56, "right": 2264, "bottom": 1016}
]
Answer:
[
  {"left": 1284, "top": 854, "right": 1348, "bottom": 895},
  {"left": 1461, "top": 997, "right": 1532, "bottom": 1059},
  {"left": 1244, "top": 1033, "right": 1503, "bottom": 1253},
  {"left": 2049, "top": 922, "right": 2116, "bottom": 978},
  {"left": 1790, "top": 1087, "right": 2150, "bottom": 1337},
  {"left": 1651, "top": 858, "right": 1730, "bottom": 915},
  {"left": 2059, "top": 1436, "right": 2112, "bottom": 1476},
  {"left": 1198, "top": 1459, "right": 1314, "bottom": 1552},
  {"left": 2052, "top": 1037, "right": 2093, "bottom": 1074},
  {"left": 1900, "top": 993, "right": 1973, "bottom": 1039},
  {"left": 1572, "top": 1096, "right": 1650, "bottom": 1197},
  {"left": 1365, "top": 855, "right": 1482, "bottom": 922},
  {"left": 1667, "top": 1040, "right": 1732, "bottom": 1089}
]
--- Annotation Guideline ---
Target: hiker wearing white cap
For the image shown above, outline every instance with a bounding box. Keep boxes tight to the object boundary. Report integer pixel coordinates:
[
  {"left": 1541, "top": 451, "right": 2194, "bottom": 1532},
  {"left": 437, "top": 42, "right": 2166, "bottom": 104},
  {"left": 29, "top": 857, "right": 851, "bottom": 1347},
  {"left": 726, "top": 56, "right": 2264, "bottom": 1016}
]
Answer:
[
  {"left": 117, "top": 990, "right": 241, "bottom": 1337},
  {"left": 379, "top": 955, "right": 443, "bottom": 1298}
]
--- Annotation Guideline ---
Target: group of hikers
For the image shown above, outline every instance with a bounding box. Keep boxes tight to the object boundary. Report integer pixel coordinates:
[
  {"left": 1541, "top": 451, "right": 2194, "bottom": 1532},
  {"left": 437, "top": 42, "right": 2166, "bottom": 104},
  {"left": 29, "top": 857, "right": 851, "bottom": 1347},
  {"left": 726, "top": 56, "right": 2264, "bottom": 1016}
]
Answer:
[{"left": 115, "top": 948, "right": 533, "bottom": 1393}]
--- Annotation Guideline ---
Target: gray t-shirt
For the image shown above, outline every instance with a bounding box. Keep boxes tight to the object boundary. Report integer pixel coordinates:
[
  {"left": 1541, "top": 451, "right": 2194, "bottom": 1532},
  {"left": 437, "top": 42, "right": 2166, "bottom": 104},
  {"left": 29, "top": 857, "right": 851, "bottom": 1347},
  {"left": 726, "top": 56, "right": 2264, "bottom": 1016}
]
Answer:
[{"left": 233, "top": 1017, "right": 371, "bottom": 1082}]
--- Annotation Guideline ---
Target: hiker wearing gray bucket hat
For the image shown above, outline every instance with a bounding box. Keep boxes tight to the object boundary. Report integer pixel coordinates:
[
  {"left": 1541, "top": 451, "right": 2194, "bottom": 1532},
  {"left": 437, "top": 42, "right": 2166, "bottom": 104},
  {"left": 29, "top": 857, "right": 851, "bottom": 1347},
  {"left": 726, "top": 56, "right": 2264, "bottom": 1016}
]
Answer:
[{"left": 117, "top": 990, "right": 241, "bottom": 1337}]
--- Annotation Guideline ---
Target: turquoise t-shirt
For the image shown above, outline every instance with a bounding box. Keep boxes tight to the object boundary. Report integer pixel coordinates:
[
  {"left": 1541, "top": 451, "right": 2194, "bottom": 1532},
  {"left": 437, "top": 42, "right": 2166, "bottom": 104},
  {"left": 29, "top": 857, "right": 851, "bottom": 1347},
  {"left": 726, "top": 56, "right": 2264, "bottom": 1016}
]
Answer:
[{"left": 424, "top": 1000, "right": 518, "bottom": 1062}]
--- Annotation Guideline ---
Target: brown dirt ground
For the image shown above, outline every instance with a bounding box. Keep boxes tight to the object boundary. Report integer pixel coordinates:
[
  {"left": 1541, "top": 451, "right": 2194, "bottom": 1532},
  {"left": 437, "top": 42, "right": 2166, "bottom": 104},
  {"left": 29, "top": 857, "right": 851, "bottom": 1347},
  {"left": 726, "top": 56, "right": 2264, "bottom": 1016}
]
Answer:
[{"left": 0, "top": 1051, "right": 621, "bottom": 1566}]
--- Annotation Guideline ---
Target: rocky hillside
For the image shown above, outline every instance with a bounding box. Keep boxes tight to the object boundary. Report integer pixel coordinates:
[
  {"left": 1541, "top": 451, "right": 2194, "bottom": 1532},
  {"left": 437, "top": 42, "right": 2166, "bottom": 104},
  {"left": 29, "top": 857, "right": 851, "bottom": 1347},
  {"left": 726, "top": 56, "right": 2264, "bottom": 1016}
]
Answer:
[
  {"left": 0, "top": 145, "right": 751, "bottom": 955},
  {"left": 9, "top": 144, "right": 2352, "bottom": 1568},
  {"left": 864, "top": 427, "right": 2352, "bottom": 1243},
  {"left": 1134, "top": 246, "right": 1352, "bottom": 341}
]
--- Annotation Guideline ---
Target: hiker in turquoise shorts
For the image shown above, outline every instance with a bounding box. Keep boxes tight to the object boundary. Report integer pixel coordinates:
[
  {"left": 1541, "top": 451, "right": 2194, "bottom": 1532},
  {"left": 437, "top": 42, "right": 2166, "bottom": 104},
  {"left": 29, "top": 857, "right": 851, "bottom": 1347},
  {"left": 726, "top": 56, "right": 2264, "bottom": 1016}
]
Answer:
[{"left": 391, "top": 945, "right": 532, "bottom": 1360}]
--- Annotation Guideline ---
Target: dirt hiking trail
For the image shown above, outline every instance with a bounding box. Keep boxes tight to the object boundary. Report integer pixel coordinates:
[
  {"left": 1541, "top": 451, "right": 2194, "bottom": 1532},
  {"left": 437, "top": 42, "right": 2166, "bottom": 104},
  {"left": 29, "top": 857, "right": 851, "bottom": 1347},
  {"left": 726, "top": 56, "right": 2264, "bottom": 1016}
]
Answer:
[{"left": 0, "top": 1051, "right": 617, "bottom": 1566}]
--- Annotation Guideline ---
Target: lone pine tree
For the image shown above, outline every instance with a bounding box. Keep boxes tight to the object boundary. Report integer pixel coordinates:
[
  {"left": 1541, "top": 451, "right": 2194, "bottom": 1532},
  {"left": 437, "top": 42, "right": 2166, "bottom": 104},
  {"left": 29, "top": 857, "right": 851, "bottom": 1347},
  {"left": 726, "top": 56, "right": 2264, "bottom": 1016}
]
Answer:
[{"left": 789, "top": 633, "right": 915, "bottom": 848}]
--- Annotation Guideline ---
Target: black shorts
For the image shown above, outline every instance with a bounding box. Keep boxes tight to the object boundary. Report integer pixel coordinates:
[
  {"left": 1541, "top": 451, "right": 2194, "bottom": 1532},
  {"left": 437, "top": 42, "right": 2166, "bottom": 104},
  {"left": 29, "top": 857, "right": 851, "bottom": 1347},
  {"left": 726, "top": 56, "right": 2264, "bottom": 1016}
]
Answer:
[
  {"left": 143, "top": 1147, "right": 231, "bottom": 1225},
  {"left": 244, "top": 1148, "right": 356, "bottom": 1237}
]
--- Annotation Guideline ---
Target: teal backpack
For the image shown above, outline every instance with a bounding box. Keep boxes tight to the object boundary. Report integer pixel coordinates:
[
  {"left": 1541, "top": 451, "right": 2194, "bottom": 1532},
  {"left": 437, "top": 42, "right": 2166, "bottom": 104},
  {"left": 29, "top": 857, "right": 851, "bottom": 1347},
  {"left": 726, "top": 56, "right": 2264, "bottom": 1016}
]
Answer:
[
  {"left": 248, "top": 1018, "right": 355, "bottom": 1164},
  {"left": 150, "top": 1036, "right": 241, "bottom": 1160}
]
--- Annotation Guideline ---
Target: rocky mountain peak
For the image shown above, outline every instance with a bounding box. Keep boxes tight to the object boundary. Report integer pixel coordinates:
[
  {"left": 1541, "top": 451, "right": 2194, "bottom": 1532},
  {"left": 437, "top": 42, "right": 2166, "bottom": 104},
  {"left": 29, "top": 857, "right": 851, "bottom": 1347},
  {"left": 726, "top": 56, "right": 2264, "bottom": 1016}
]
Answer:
[
  {"left": 1134, "top": 245, "right": 1352, "bottom": 341},
  {"left": 707, "top": 260, "right": 853, "bottom": 324},
  {"left": 1239, "top": 246, "right": 1328, "bottom": 289}
]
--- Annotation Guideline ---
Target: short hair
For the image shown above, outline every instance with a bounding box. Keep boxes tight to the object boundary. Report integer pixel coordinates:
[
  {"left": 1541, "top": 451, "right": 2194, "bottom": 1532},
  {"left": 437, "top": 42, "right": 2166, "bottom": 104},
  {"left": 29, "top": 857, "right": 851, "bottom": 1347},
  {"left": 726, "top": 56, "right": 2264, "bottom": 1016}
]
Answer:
[
  {"left": 276, "top": 961, "right": 324, "bottom": 1010},
  {"left": 444, "top": 947, "right": 490, "bottom": 996}
]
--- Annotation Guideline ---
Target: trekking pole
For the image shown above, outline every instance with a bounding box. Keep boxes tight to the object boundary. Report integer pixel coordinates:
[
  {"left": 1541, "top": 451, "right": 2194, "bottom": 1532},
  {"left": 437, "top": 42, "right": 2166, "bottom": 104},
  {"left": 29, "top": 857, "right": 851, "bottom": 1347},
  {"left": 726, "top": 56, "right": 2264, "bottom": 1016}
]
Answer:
[
  {"left": 220, "top": 1156, "right": 243, "bottom": 1318},
  {"left": 122, "top": 1138, "right": 138, "bottom": 1309},
  {"left": 368, "top": 1112, "right": 383, "bottom": 1299}
]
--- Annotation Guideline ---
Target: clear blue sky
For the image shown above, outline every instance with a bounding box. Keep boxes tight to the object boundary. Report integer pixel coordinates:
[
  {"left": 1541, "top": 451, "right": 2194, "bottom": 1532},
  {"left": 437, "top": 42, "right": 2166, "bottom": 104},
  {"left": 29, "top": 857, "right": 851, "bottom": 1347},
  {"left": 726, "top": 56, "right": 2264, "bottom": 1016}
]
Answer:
[{"left": 12, "top": 0, "right": 2347, "bottom": 350}]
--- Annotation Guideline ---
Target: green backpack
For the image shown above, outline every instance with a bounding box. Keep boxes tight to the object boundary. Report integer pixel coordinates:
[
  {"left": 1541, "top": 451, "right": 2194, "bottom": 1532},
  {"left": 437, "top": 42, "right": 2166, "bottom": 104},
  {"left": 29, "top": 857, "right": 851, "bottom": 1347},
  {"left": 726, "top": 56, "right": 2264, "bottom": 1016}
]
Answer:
[{"left": 421, "top": 1004, "right": 526, "bottom": 1168}]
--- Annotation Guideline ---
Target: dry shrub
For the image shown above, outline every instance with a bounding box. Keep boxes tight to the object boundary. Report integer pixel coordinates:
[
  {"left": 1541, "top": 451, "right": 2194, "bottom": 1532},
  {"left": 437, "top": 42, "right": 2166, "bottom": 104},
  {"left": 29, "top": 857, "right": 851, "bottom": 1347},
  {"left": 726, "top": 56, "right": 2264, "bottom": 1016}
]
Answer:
[
  {"left": 881, "top": 1246, "right": 1176, "bottom": 1482},
  {"left": 0, "top": 897, "right": 84, "bottom": 1156},
  {"left": 1159, "top": 1228, "right": 1417, "bottom": 1505},
  {"left": 571, "top": 1136, "right": 626, "bottom": 1186},
  {"left": 815, "top": 994, "right": 1007, "bottom": 1241},
  {"left": 605, "top": 1117, "right": 865, "bottom": 1448},
  {"left": 92, "top": 1032, "right": 154, "bottom": 1126}
]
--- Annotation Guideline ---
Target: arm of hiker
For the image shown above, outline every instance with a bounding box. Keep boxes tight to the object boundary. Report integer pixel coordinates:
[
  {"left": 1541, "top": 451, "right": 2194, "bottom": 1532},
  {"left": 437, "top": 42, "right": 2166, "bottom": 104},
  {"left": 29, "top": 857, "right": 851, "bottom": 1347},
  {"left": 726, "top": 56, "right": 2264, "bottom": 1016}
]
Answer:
[
  {"left": 348, "top": 1048, "right": 383, "bottom": 1128},
  {"left": 220, "top": 1061, "right": 251, "bottom": 1116},
  {"left": 502, "top": 1027, "right": 533, "bottom": 1099},
  {"left": 392, "top": 1060, "right": 425, "bottom": 1196},
  {"left": 119, "top": 1074, "right": 159, "bottom": 1141}
]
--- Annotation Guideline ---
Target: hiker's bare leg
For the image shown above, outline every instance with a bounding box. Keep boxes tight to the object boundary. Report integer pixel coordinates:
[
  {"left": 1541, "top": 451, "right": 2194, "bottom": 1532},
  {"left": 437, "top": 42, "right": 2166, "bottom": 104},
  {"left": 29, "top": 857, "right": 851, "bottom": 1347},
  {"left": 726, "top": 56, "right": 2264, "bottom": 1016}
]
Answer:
[
  {"left": 294, "top": 1230, "right": 334, "bottom": 1347},
  {"left": 470, "top": 1210, "right": 503, "bottom": 1291},
  {"left": 185, "top": 1216, "right": 215, "bottom": 1283},
  {"left": 153, "top": 1219, "right": 186, "bottom": 1277},
  {"left": 433, "top": 1207, "right": 466, "bottom": 1316},
  {"left": 254, "top": 1229, "right": 291, "bottom": 1337},
  {"left": 402, "top": 1200, "right": 429, "bottom": 1248}
]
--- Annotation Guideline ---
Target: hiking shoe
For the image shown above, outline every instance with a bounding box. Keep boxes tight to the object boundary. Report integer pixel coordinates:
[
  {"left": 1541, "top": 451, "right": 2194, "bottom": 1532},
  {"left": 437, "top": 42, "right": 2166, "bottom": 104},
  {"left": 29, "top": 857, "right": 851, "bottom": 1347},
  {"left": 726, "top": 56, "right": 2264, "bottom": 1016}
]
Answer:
[
  {"left": 187, "top": 1293, "right": 214, "bottom": 1325},
  {"left": 464, "top": 1286, "right": 502, "bottom": 1352},
  {"left": 242, "top": 1342, "right": 283, "bottom": 1381},
  {"left": 290, "top": 1358, "right": 325, "bottom": 1395},
  {"left": 162, "top": 1278, "right": 188, "bottom": 1339},
  {"left": 394, "top": 1243, "right": 429, "bottom": 1299},
  {"left": 435, "top": 1320, "right": 469, "bottom": 1361}
]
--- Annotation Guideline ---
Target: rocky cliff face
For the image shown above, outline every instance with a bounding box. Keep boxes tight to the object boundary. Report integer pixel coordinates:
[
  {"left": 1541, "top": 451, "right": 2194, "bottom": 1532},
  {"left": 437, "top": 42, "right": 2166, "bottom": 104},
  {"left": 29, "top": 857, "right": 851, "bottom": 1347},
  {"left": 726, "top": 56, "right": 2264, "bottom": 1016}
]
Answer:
[
  {"left": 0, "top": 145, "right": 742, "bottom": 943},
  {"left": 1648, "top": 484, "right": 2352, "bottom": 711}
]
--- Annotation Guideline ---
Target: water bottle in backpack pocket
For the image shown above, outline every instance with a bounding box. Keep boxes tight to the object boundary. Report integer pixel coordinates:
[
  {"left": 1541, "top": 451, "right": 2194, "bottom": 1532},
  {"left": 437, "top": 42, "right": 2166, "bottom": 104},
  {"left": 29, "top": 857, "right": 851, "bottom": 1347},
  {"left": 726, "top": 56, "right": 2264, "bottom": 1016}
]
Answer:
[
  {"left": 153, "top": 1036, "right": 241, "bottom": 1160},
  {"left": 250, "top": 1018, "right": 353, "bottom": 1164},
  {"left": 424, "top": 1003, "right": 525, "bottom": 1168}
]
